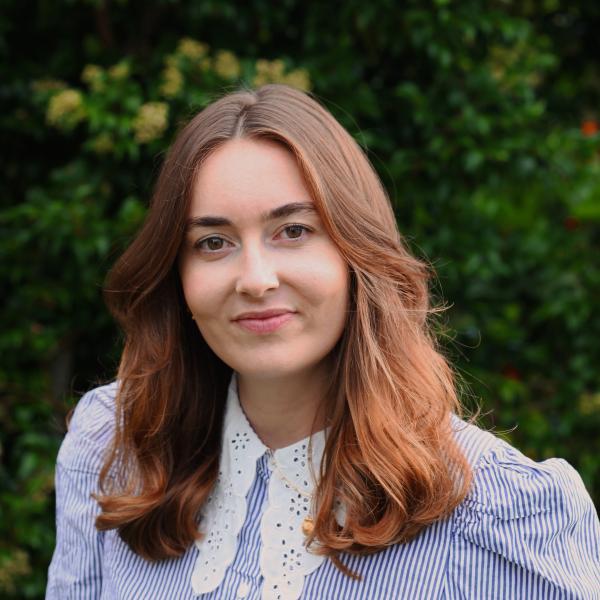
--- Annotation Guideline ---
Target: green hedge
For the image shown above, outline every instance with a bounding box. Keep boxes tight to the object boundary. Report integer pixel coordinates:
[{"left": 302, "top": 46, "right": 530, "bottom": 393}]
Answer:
[{"left": 2, "top": 1, "right": 599, "bottom": 596}]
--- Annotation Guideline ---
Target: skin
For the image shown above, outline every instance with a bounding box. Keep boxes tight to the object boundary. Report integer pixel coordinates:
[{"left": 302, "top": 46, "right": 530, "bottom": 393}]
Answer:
[{"left": 178, "top": 138, "right": 350, "bottom": 449}]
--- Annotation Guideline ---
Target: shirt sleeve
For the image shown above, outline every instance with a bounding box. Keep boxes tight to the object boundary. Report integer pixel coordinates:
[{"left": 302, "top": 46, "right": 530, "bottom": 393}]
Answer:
[
  {"left": 447, "top": 439, "right": 600, "bottom": 599},
  {"left": 45, "top": 383, "right": 118, "bottom": 600}
]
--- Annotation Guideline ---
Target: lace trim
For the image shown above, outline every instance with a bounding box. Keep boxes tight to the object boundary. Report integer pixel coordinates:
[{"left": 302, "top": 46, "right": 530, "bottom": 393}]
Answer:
[
  {"left": 191, "top": 382, "right": 267, "bottom": 593},
  {"left": 260, "top": 434, "right": 326, "bottom": 600},
  {"left": 191, "top": 372, "right": 338, "bottom": 599}
]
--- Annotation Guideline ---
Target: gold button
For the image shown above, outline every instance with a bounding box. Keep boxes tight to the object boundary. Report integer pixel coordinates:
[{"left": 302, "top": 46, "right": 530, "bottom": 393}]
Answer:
[{"left": 301, "top": 516, "right": 314, "bottom": 536}]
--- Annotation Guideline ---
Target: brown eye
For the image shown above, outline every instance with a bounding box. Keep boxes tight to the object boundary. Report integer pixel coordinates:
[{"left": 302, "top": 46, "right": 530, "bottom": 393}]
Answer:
[
  {"left": 281, "top": 224, "right": 311, "bottom": 240},
  {"left": 206, "top": 238, "right": 224, "bottom": 251},
  {"left": 195, "top": 236, "right": 227, "bottom": 252}
]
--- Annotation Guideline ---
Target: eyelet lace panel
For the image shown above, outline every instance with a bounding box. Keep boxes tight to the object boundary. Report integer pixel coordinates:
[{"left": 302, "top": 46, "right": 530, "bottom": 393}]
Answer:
[
  {"left": 260, "top": 433, "right": 327, "bottom": 600},
  {"left": 190, "top": 371, "right": 340, "bottom": 599},
  {"left": 191, "top": 376, "right": 267, "bottom": 594}
]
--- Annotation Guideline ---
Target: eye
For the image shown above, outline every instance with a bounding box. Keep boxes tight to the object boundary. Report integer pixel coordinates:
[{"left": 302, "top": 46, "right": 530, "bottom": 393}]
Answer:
[
  {"left": 278, "top": 224, "right": 312, "bottom": 241},
  {"left": 193, "top": 236, "right": 231, "bottom": 253}
]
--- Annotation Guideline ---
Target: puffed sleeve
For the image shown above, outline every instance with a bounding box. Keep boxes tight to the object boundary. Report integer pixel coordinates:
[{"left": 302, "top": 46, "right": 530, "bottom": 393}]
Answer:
[
  {"left": 45, "top": 382, "right": 118, "bottom": 600},
  {"left": 447, "top": 439, "right": 600, "bottom": 599}
]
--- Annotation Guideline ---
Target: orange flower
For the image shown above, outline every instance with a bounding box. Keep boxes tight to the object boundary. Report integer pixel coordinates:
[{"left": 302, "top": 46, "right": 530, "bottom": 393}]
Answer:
[{"left": 581, "top": 119, "right": 598, "bottom": 136}]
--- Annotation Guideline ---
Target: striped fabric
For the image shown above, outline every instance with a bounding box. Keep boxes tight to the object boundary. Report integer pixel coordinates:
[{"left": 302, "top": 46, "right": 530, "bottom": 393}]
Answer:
[{"left": 46, "top": 380, "right": 600, "bottom": 599}]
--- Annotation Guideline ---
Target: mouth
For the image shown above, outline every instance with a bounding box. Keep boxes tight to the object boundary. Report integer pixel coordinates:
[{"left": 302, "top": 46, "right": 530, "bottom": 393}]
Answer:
[{"left": 234, "top": 312, "right": 295, "bottom": 334}]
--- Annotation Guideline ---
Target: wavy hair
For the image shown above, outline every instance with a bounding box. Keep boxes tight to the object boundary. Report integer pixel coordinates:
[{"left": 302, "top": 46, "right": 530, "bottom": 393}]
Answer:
[{"left": 95, "top": 84, "right": 472, "bottom": 576}]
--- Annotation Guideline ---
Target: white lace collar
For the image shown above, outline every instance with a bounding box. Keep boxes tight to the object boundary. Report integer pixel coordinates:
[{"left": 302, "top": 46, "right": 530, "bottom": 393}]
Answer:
[{"left": 191, "top": 371, "right": 334, "bottom": 600}]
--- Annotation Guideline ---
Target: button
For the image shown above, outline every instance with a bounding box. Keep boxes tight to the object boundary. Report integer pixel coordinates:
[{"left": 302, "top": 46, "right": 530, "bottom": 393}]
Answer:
[{"left": 236, "top": 580, "right": 250, "bottom": 598}]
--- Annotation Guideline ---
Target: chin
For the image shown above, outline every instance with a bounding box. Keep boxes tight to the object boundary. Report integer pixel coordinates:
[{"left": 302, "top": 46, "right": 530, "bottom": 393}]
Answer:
[
  {"left": 234, "top": 364, "right": 301, "bottom": 380},
  {"left": 229, "top": 353, "right": 304, "bottom": 377}
]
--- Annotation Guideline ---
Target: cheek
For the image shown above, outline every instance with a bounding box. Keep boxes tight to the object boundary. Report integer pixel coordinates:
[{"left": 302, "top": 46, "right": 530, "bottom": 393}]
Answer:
[
  {"left": 179, "top": 264, "right": 226, "bottom": 316},
  {"left": 299, "top": 249, "right": 349, "bottom": 310}
]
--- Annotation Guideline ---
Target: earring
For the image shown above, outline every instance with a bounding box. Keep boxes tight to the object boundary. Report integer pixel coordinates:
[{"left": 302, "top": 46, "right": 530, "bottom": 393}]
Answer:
[{"left": 187, "top": 308, "right": 196, "bottom": 320}]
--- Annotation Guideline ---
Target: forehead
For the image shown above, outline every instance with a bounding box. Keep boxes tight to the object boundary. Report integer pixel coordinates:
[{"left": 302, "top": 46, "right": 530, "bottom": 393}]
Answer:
[{"left": 190, "top": 138, "right": 314, "bottom": 218}]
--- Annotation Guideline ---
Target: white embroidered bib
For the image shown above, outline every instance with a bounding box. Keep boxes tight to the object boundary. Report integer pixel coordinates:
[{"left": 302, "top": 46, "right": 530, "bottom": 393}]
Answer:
[{"left": 191, "top": 372, "right": 337, "bottom": 600}]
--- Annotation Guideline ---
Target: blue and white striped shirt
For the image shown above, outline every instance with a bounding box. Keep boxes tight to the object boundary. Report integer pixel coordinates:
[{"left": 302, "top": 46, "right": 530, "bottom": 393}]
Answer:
[{"left": 46, "top": 375, "right": 600, "bottom": 599}]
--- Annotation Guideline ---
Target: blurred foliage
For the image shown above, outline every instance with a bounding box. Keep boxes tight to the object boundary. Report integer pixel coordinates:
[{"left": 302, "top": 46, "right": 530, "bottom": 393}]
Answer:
[{"left": 1, "top": 0, "right": 599, "bottom": 597}]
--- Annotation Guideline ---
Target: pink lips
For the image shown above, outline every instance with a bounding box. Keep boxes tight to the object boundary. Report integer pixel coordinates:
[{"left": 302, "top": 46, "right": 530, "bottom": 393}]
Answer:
[{"left": 234, "top": 312, "right": 295, "bottom": 334}]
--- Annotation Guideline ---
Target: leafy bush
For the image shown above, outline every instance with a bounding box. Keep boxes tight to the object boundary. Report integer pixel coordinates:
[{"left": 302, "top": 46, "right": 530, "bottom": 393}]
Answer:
[{"left": 1, "top": 1, "right": 598, "bottom": 597}]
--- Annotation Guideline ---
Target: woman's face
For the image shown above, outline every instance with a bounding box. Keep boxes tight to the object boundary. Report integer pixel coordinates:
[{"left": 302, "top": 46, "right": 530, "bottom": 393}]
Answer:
[{"left": 178, "top": 138, "right": 349, "bottom": 380}]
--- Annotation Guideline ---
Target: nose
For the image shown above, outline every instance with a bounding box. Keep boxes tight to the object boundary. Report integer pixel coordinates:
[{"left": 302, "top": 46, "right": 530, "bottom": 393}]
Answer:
[{"left": 234, "top": 243, "right": 279, "bottom": 297}]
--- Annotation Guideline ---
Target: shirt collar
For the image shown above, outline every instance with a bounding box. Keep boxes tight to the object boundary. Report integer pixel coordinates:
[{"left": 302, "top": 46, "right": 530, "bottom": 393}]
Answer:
[
  {"left": 223, "top": 370, "right": 328, "bottom": 474},
  {"left": 192, "top": 371, "right": 333, "bottom": 597}
]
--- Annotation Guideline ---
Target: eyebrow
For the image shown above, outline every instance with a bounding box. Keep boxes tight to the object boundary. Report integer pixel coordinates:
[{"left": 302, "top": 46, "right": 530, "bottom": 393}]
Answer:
[{"left": 185, "top": 202, "right": 318, "bottom": 231}]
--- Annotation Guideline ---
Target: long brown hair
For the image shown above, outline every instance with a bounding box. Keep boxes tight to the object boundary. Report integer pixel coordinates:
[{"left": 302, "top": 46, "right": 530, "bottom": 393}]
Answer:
[{"left": 96, "top": 84, "right": 472, "bottom": 574}]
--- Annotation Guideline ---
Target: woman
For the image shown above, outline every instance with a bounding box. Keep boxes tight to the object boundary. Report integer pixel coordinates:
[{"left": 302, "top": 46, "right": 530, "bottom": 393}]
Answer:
[{"left": 46, "top": 84, "right": 599, "bottom": 599}]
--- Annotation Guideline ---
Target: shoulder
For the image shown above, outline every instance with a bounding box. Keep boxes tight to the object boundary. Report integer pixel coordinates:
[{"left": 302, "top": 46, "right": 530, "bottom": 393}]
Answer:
[
  {"left": 448, "top": 415, "right": 600, "bottom": 598},
  {"left": 451, "top": 415, "right": 595, "bottom": 521},
  {"left": 450, "top": 414, "right": 501, "bottom": 468},
  {"left": 57, "top": 380, "right": 120, "bottom": 473}
]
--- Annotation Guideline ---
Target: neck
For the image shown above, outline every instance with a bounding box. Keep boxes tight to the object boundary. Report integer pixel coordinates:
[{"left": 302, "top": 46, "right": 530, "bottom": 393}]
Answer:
[{"left": 236, "top": 361, "right": 332, "bottom": 450}]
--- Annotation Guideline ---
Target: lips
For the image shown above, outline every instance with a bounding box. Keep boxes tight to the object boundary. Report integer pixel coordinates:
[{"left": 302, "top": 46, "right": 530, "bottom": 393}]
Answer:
[
  {"left": 233, "top": 308, "right": 294, "bottom": 321},
  {"left": 233, "top": 311, "right": 295, "bottom": 334}
]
